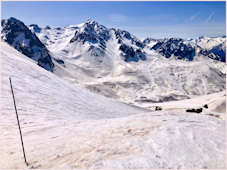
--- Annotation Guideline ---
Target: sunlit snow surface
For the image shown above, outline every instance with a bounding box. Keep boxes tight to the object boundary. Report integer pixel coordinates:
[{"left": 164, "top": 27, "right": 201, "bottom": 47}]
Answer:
[{"left": 1, "top": 42, "right": 226, "bottom": 169}]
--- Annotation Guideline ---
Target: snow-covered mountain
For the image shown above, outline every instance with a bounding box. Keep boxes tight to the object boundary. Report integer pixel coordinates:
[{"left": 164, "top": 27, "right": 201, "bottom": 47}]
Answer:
[
  {"left": 29, "top": 19, "right": 146, "bottom": 63},
  {"left": 1, "top": 41, "right": 225, "bottom": 169},
  {"left": 2, "top": 17, "right": 226, "bottom": 104},
  {"left": 1, "top": 17, "right": 55, "bottom": 71},
  {"left": 143, "top": 36, "right": 226, "bottom": 62},
  {"left": 151, "top": 38, "right": 223, "bottom": 62},
  {"left": 188, "top": 36, "right": 226, "bottom": 61}
]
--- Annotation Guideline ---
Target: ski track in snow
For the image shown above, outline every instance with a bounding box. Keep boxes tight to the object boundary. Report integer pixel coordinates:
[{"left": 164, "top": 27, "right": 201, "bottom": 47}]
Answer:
[
  {"left": 202, "top": 78, "right": 207, "bottom": 95},
  {"left": 136, "top": 58, "right": 158, "bottom": 99},
  {"left": 161, "top": 69, "right": 190, "bottom": 97}
]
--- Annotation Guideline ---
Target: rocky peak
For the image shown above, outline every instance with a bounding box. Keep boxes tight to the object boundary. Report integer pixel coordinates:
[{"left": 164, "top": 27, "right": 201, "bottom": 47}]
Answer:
[
  {"left": 112, "top": 28, "right": 144, "bottom": 48},
  {"left": 85, "top": 19, "right": 98, "bottom": 26},
  {"left": 151, "top": 38, "right": 224, "bottom": 62},
  {"left": 2, "top": 17, "right": 28, "bottom": 33},
  {"left": 7, "top": 17, "right": 24, "bottom": 25},
  {"left": 44, "top": 25, "right": 51, "bottom": 30},
  {"left": 70, "top": 19, "right": 110, "bottom": 45},
  {"left": 1, "top": 17, "right": 54, "bottom": 71},
  {"left": 152, "top": 38, "right": 196, "bottom": 61},
  {"left": 29, "top": 24, "right": 41, "bottom": 33}
]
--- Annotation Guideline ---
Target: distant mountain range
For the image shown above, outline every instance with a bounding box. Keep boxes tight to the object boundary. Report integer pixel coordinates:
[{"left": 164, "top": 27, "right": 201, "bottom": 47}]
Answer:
[
  {"left": 1, "top": 17, "right": 226, "bottom": 103},
  {"left": 143, "top": 36, "right": 226, "bottom": 62},
  {"left": 2, "top": 17, "right": 225, "bottom": 70},
  {"left": 188, "top": 36, "right": 226, "bottom": 61}
]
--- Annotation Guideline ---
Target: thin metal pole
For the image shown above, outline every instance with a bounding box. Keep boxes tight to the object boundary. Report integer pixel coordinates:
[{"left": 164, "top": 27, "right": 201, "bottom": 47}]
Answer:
[{"left": 9, "top": 77, "right": 28, "bottom": 166}]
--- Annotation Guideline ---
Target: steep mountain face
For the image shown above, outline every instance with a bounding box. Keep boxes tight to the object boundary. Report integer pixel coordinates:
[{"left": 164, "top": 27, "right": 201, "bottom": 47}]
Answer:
[
  {"left": 151, "top": 38, "right": 195, "bottom": 61},
  {"left": 70, "top": 19, "right": 110, "bottom": 44},
  {"left": 111, "top": 28, "right": 146, "bottom": 62},
  {"left": 1, "top": 17, "right": 54, "bottom": 71},
  {"left": 151, "top": 38, "right": 223, "bottom": 62},
  {"left": 29, "top": 24, "right": 42, "bottom": 33},
  {"left": 211, "top": 41, "right": 226, "bottom": 61},
  {"left": 189, "top": 36, "right": 226, "bottom": 62}
]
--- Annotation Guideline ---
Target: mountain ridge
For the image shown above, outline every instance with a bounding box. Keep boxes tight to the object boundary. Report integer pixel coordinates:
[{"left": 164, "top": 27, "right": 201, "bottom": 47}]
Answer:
[
  {"left": 1, "top": 17, "right": 226, "bottom": 104},
  {"left": 27, "top": 18, "right": 225, "bottom": 63}
]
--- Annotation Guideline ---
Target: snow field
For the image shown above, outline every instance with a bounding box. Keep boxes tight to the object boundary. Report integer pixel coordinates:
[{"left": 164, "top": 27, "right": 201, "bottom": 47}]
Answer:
[{"left": 1, "top": 41, "right": 226, "bottom": 169}]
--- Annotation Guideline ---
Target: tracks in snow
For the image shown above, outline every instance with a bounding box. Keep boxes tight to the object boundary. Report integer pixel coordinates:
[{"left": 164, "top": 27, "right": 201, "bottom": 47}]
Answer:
[{"left": 136, "top": 58, "right": 158, "bottom": 99}]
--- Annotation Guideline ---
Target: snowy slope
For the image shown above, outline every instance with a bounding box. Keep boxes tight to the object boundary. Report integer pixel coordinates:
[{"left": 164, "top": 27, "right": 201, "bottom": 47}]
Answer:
[
  {"left": 1, "top": 41, "right": 148, "bottom": 121},
  {"left": 51, "top": 49, "right": 225, "bottom": 104},
  {"left": 1, "top": 41, "right": 226, "bottom": 169}
]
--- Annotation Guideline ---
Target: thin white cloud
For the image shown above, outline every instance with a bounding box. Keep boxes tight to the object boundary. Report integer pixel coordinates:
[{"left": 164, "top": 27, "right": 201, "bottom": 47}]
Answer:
[
  {"left": 149, "top": 15, "right": 178, "bottom": 22},
  {"left": 186, "top": 13, "right": 200, "bottom": 22},
  {"left": 206, "top": 12, "right": 215, "bottom": 23},
  {"left": 109, "top": 14, "right": 128, "bottom": 23},
  {"left": 195, "top": 16, "right": 201, "bottom": 22}
]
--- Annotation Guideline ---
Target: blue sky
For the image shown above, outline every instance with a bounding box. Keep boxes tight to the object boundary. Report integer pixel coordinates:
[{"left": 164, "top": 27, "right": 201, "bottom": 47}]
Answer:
[{"left": 2, "top": 1, "right": 226, "bottom": 39}]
